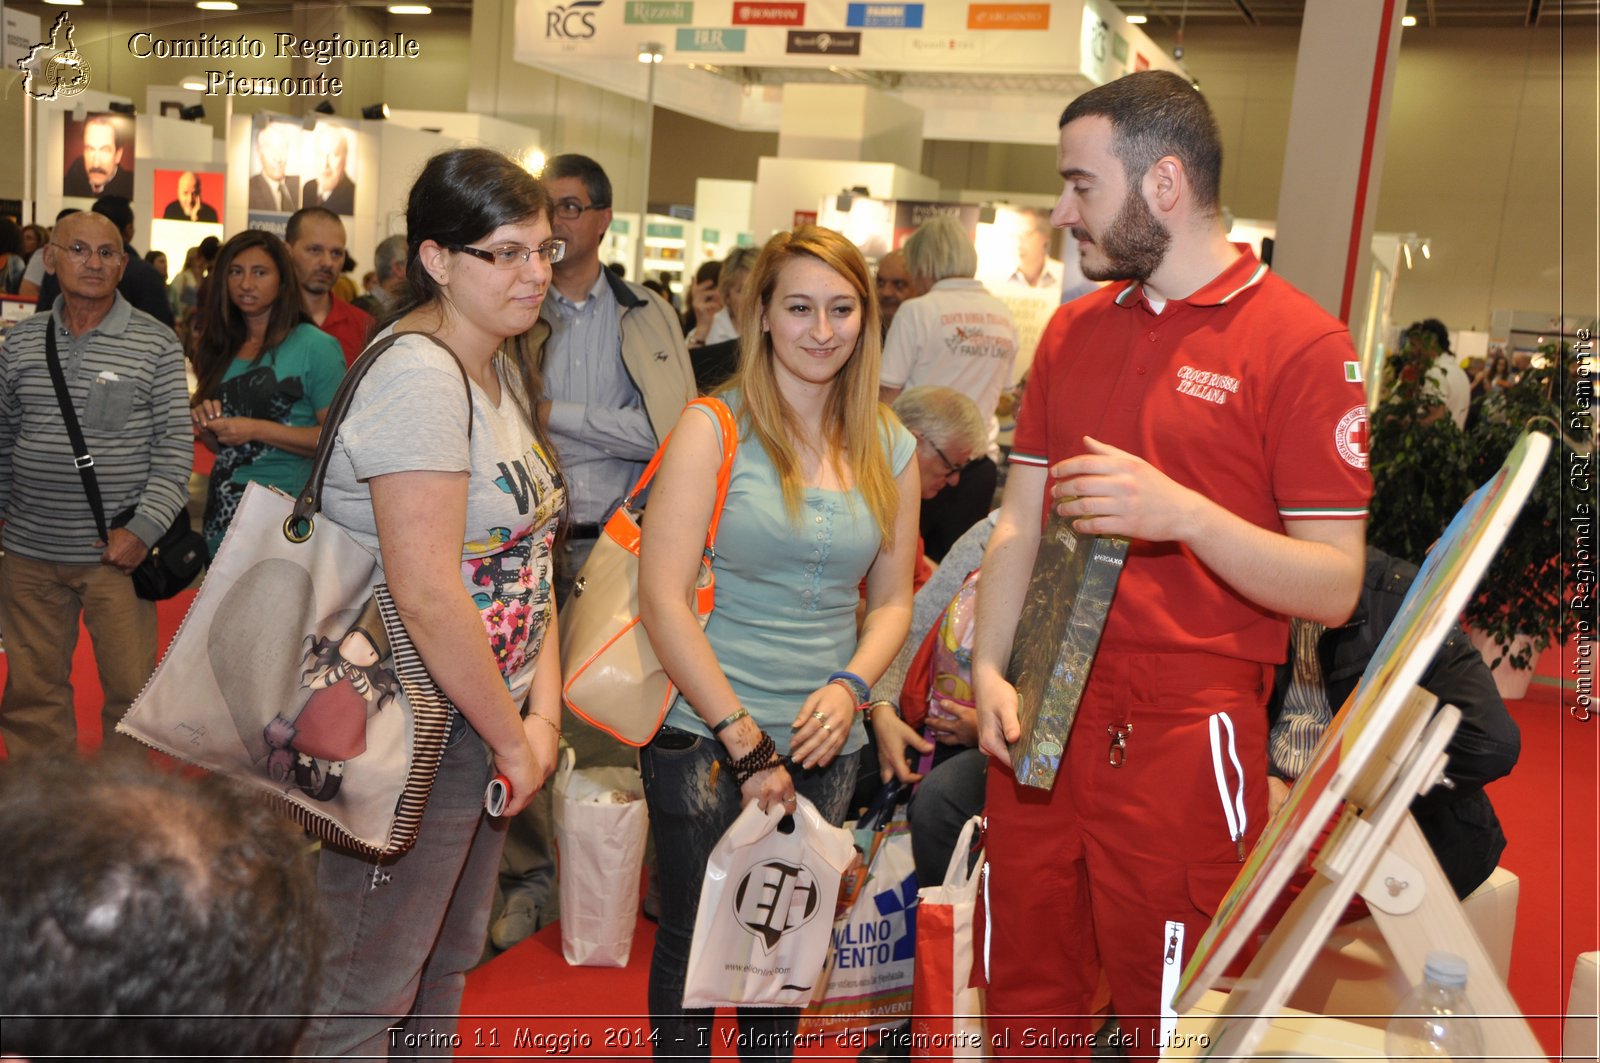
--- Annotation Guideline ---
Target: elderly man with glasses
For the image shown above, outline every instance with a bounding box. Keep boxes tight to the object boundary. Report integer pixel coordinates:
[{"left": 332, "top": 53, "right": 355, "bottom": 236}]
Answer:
[
  {"left": 0, "top": 211, "right": 190, "bottom": 758},
  {"left": 485, "top": 152, "right": 695, "bottom": 952}
]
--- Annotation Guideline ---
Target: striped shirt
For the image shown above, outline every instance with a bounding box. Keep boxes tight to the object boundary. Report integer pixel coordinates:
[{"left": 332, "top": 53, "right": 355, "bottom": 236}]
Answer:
[{"left": 0, "top": 293, "right": 192, "bottom": 564}]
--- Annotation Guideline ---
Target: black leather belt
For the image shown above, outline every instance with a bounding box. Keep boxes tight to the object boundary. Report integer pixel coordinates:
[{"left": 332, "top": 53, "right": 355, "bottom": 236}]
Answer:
[{"left": 569, "top": 522, "right": 603, "bottom": 540}]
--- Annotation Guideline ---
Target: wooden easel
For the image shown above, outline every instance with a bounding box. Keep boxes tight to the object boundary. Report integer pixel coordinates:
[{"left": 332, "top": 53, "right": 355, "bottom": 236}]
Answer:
[{"left": 1187, "top": 687, "right": 1544, "bottom": 1060}]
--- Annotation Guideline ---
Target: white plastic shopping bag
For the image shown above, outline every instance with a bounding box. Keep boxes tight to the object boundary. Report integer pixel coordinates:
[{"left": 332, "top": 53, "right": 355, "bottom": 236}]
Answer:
[
  {"left": 682, "top": 795, "right": 856, "bottom": 1009},
  {"left": 552, "top": 748, "right": 649, "bottom": 967},
  {"left": 911, "top": 815, "right": 987, "bottom": 1059}
]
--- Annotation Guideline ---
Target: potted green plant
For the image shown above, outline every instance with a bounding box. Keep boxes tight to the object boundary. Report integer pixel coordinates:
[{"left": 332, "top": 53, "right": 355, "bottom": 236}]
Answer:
[
  {"left": 1460, "top": 339, "right": 1587, "bottom": 696},
  {"left": 1368, "top": 328, "right": 1475, "bottom": 568}
]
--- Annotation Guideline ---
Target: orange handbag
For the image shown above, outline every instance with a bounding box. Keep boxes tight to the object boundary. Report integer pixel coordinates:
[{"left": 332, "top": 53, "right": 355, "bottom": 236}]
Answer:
[{"left": 559, "top": 396, "right": 738, "bottom": 746}]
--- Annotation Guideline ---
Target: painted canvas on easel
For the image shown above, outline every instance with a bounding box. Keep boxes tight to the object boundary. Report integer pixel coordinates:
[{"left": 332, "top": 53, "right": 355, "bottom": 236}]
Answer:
[{"left": 1174, "top": 431, "right": 1552, "bottom": 1012}]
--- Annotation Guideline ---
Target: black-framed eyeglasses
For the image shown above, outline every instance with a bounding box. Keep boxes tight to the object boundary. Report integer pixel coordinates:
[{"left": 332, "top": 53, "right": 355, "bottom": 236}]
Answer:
[
  {"left": 51, "top": 241, "right": 127, "bottom": 265},
  {"left": 448, "top": 240, "right": 566, "bottom": 269},
  {"left": 924, "top": 435, "right": 975, "bottom": 479},
  {"left": 553, "top": 199, "right": 610, "bottom": 221}
]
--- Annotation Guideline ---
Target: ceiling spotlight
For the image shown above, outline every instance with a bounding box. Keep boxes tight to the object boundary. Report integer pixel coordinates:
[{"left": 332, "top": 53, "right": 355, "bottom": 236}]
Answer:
[
  {"left": 179, "top": 103, "right": 206, "bottom": 121},
  {"left": 387, "top": 3, "right": 432, "bottom": 11},
  {"left": 313, "top": 100, "right": 336, "bottom": 115},
  {"left": 180, "top": 76, "right": 208, "bottom": 91},
  {"left": 108, "top": 100, "right": 136, "bottom": 116},
  {"left": 1420, "top": 239, "right": 1431, "bottom": 260},
  {"left": 361, "top": 102, "right": 390, "bottom": 120},
  {"left": 43, "top": 0, "right": 85, "bottom": 6},
  {"left": 1126, "top": 14, "right": 1148, "bottom": 24},
  {"left": 196, "top": 1, "right": 239, "bottom": 9},
  {"left": 521, "top": 148, "right": 546, "bottom": 175},
  {"left": 638, "top": 41, "right": 664, "bottom": 64},
  {"left": 1401, "top": 14, "right": 1417, "bottom": 26}
]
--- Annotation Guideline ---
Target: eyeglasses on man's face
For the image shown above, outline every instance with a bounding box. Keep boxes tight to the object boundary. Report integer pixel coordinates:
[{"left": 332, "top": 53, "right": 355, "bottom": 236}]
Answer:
[
  {"left": 552, "top": 198, "right": 610, "bottom": 221},
  {"left": 448, "top": 239, "right": 567, "bottom": 269},
  {"left": 926, "top": 436, "right": 976, "bottom": 479},
  {"left": 52, "top": 241, "right": 127, "bottom": 266}
]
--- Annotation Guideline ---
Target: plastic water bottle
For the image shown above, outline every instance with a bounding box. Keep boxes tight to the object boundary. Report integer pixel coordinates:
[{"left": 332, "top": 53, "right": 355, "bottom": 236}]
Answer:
[{"left": 1385, "top": 950, "right": 1485, "bottom": 1060}]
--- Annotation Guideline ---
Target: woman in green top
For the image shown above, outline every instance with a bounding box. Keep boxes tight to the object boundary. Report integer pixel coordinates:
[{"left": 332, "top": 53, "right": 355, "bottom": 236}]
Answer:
[{"left": 191, "top": 230, "right": 345, "bottom": 554}]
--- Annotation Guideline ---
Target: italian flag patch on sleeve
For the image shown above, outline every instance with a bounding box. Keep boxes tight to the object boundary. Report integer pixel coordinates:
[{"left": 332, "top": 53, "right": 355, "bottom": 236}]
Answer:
[{"left": 1344, "top": 361, "right": 1363, "bottom": 383}]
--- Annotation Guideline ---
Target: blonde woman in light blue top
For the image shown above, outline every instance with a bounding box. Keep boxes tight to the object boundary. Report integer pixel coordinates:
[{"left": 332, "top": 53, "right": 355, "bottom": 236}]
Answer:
[{"left": 637, "top": 226, "right": 921, "bottom": 1062}]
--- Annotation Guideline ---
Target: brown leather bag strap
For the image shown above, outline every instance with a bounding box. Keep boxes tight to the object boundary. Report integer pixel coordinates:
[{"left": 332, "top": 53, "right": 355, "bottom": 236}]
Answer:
[{"left": 285, "top": 331, "right": 472, "bottom": 539}]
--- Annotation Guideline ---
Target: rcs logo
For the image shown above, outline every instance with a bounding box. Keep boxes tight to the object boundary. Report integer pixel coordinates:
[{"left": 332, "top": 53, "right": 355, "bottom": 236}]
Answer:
[{"left": 547, "top": 0, "right": 603, "bottom": 39}]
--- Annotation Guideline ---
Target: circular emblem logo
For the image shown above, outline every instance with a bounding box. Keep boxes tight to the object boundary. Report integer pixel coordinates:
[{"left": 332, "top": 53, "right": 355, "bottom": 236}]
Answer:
[
  {"left": 1335, "top": 405, "right": 1369, "bottom": 470},
  {"left": 47, "top": 53, "right": 92, "bottom": 98}
]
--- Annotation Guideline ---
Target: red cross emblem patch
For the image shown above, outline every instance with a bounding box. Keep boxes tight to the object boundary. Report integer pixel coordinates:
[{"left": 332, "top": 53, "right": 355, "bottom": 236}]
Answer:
[{"left": 1336, "top": 405, "right": 1369, "bottom": 469}]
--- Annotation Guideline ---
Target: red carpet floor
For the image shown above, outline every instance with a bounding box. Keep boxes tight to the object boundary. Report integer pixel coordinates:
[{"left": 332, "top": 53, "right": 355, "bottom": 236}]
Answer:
[{"left": 2, "top": 605, "right": 1594, "bottom": 1058}]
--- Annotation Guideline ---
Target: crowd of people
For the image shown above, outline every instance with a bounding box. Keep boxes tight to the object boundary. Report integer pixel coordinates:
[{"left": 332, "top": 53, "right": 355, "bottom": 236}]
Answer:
[{"left": 0, "top": 70, "right": 1521, "bottom": 1062}]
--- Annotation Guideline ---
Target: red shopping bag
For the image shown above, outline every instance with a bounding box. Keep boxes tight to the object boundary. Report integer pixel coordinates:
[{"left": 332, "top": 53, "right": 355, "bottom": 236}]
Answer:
[{"left": 911, "top": 815, "right": 987, "bottom": 1059}]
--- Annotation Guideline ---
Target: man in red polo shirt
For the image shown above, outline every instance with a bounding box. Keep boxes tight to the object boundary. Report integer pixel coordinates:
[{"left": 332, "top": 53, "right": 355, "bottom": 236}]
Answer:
[
  {"left": 286, "top": 207, "right": 372, "bottom": 367},
  {"left": 972, "top": 71, "right": 1372, "bottom": 1058}
]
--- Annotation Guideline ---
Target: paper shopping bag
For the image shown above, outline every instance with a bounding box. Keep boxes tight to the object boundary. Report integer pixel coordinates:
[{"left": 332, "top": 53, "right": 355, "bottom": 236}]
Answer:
[
  {"left": 800, "top": 786, "right": 918, "bottom": 1037},
  {"left": 911, "top": 815, "right": 987, "bottom": 1059},
  {"left": 553, "top": 748, "right": 650, "bottom": 967},
  {"left": 682, "top": 795, "right": 856, "bottom": 1009}
]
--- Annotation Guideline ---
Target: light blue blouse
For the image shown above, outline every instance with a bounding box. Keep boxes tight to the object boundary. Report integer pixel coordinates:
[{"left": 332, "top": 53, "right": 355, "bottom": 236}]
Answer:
[{"left": 662, "top": 390, "right": 916, "bottom": 756}]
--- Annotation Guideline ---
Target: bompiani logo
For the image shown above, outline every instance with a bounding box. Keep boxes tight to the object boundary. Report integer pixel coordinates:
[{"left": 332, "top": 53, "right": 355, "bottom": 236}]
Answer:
[{"left": 19, "top": 13, "right": 91, "bottom": 101}]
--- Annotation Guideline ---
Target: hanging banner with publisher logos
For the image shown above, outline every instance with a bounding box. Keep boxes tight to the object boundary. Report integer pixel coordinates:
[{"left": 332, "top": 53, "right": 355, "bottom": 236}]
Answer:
[{"left": 516, "top": 0, "right": 1182, "bottom": 79}]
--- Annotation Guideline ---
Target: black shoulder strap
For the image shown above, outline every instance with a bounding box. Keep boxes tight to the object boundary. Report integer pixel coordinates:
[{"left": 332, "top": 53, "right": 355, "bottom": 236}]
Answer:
[
  {"left": 287, "top": 330, "right": 473, "bottom": 534},
  {"left": 43, "top": 324, "right": 111, "bottom": 541}
]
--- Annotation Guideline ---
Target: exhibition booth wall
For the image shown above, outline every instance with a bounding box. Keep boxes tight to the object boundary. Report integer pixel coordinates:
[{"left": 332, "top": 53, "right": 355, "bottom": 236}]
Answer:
[{"left": 1, "top": 2, "right": 1594, "bottom": 336}]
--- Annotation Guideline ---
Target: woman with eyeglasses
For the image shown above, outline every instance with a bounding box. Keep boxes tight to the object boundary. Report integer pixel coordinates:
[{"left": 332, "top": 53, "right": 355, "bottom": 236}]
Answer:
[
  {"left": 637, "top": 226, "right": 921, "bottom": 1060},
  {"left": 295, "top": 147, "right": 568, "bottom": 1059},
  {"left": 190, "top": 230, "right": 345, "bottom": 555}
]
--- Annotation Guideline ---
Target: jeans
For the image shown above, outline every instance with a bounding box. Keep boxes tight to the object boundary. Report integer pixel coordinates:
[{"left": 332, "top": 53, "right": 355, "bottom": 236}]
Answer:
[
  {"left": 296, "top": 711, "right": 504, "bottom": 1059},
  {"left": 640, "top": 725, "right": 859, "bottom": 1063},
  {"left": 0, "top": 553, "right": 154, "bottom": 759},
  {"left": 907, "top": 746, "right": 987, "bottom": 888}
]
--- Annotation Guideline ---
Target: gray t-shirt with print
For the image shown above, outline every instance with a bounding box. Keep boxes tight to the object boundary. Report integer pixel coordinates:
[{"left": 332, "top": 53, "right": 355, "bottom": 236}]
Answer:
[{"left": 320, "top": 331, "right": 565, "bottom": 707}]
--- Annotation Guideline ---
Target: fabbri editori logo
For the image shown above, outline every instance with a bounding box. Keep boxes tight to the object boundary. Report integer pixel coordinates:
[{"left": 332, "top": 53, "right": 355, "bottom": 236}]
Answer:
[
  {"left": 733, "top": 859, "right": 823, "bottom": 953},
  {"left": 547, "top": 0, "right": 604, "bottom": 39},
  {"left": 19, "top": 13, "right": 92, "bottom": 100}
]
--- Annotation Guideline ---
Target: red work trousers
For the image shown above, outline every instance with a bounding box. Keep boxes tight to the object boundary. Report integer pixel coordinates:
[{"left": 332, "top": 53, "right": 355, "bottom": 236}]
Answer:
[{"left": 981, "top": 651, "right": 1273, "bottom": 1059}]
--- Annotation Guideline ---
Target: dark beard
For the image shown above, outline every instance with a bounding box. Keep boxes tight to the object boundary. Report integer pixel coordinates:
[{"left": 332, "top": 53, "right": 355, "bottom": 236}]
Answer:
[{"left": 1075, "top": 186, "right": 1172, "bottom": 283}]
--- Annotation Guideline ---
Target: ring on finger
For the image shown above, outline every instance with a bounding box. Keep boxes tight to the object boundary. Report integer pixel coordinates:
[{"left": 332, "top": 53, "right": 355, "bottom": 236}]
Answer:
[
  {"left": 820, "top": 721, "right": 832, "bottom": 733},
  {"left": 811, "top": 709, "right": 827, "bottom": 722}
]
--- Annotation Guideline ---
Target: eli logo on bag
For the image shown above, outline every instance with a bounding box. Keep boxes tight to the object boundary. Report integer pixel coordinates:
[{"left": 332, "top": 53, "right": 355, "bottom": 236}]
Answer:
[{"left": 735, "top": 859, "right": 824, "bottom": 954}]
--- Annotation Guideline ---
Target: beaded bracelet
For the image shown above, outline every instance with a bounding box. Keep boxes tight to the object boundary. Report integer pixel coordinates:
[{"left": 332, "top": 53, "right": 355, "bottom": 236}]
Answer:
[
  {"left": 827, "top": 670, "right": 870, "bottom": 708},
  {"left": 729, "top": 732, "right": 779, "bottom": 787},
  {"left": 711, "top": 707, "right": 750, "bottom": 736},
  {"left": 864, "top": 699, "right": 898, "bottom": 723}
]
